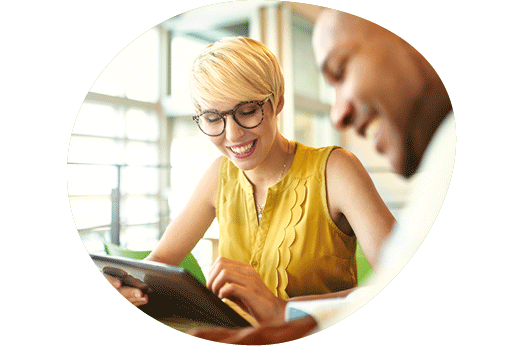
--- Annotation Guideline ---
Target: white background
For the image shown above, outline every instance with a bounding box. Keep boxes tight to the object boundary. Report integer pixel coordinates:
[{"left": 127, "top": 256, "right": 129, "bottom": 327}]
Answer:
[{"left": 2, "top": 0, "right": 518, "bottom": 345}]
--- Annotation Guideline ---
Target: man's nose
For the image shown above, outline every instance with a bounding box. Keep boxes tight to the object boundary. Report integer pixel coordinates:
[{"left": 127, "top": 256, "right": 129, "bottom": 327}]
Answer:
[{"left": 330, "top": 101, "right": 354, "bottom": 130}]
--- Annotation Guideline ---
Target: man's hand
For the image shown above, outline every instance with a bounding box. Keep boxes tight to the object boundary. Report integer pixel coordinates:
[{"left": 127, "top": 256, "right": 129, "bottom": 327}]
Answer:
[{"left": 188, "top": 316, "right": 318, "bottom": 344}]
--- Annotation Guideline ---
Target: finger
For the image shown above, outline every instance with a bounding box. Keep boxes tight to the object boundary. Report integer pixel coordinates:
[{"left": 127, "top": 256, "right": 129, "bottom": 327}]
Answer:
[
  {"left": 207, "top": 256, "right": 225, "bottom": 276},
  {"left": 118, "top": 287, "right": 148, "bottom": 307},
  {"left": 102, "top": 267, "right": 128, "bottom": 279},
  {"left": 221, "top": 286, "right": 252, "bottom": 315},
  {"left": 207, "top": 258, "right": 252, "bottom": 293},
  {"left": 219, "top": 280, "right": 287, "bottom": 323},
  {"left": 218, "top": 283, "right": 255, "bottom": 315},
  {"left": 209, "top": 267, "right": 230, "bottom": 296},
  {"left": 206, "top": 256, "right": 231, "bottom": 289},
  {"left": 121, "top": 275, "right": 150, "bottom": 294},
  {"left": 210, "top": 267, "right": 250, "bottom": 297},
  {"left": 103, "top": 273, "right": 122, "bottom": 288},
  {"left": 218, "top": 281, "right": 247, "bottom": 301}
]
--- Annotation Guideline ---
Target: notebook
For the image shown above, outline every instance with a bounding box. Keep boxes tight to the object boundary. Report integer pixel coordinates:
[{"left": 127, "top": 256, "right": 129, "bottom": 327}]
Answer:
[{"left": 90, "top": 254, "right": 254, "bottom": 328}]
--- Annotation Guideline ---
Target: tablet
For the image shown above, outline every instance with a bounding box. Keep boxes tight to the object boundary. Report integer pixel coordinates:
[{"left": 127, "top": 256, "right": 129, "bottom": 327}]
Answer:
[{"left": 90, "top": 254, "right": 252, "bottom": 328}]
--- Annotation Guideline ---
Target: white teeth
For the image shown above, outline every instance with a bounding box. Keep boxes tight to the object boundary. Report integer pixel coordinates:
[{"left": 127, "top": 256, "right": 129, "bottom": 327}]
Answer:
[{"left": 230, "top": 141, "right": 254, "bottom": 155}]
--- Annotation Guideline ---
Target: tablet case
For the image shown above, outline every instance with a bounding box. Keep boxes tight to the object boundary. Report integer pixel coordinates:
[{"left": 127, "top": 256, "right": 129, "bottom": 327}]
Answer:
[{"left": 90, "top": 254, "right": 251, "bottom": 328}]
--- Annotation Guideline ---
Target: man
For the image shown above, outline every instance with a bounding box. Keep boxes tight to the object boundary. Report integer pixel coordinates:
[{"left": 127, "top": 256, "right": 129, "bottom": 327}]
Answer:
[{"left": 190, "top": 7, "right": 455, "bottom": 343}]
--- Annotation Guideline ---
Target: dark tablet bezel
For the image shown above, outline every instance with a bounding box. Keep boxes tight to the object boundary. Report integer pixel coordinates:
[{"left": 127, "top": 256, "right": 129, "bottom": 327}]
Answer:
[{"left": 90, "top": 254, "right": 251, "bottom": 328}]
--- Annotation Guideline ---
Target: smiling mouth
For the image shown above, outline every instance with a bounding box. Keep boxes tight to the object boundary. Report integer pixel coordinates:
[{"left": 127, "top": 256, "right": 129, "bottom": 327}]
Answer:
[{"left": 229, "top": 140, "right": 256, "bottom": 156}]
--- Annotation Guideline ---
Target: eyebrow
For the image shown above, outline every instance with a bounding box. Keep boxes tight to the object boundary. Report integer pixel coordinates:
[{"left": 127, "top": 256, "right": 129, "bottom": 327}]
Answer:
[
  {"left": 199, "top": 95, "right": 270, "bottom": 115},
  {"left": 319, "top": 50, "right": 335, "bottom": 75},
  {"left": 319, "top": 49, "right": 343, "bottom": 81},
  {"left": 200, "top": 101, "right": 242, "bottom": 114},
  {"left": 319, "top": 41, "right": 359, "bottom": 77}
]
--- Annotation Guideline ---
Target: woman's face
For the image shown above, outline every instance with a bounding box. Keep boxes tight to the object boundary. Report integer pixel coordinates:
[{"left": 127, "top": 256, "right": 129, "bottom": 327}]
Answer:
[{"left": 203, "top": 97, "right": 280, "bottom": 172}]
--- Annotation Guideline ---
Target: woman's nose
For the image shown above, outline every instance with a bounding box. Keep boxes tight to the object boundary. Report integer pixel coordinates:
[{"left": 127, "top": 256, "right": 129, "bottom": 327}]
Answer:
[{"left": 225, "top": 116, "right": 245, "bottom": 141}]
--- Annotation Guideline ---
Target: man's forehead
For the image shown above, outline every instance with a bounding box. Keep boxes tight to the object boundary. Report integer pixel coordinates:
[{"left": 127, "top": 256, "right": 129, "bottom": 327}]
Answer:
[{"left": 313, "top": 10, "right": 368, "bottom": 66}]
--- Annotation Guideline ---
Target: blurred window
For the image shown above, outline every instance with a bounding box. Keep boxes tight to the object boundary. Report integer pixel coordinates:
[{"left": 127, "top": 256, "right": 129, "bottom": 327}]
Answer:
[{"left": 68, "top": 28, "right": 164, "bottom": 254}]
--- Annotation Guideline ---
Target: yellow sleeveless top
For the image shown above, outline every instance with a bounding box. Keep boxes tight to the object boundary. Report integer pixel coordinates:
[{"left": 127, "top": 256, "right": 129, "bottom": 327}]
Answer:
[{"left": 216, "top": 142, "right": 357, "bottom": 299}]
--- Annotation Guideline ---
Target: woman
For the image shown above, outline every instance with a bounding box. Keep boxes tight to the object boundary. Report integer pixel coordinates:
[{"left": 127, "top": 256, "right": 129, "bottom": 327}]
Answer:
[{"left": 106, "top": 37, "right": 395, "bottom": 323}]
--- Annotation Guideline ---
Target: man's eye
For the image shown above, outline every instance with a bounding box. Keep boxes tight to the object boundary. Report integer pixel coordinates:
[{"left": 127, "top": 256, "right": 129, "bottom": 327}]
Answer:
[
  {"left": 334, "top": 68, "right": 344, "bottom": 81},
  {"left": 329, "top": 66, "right": 345, "bottom": 83},
  {"left": 325, "top": 58, "right": 348, "bottom": 84}
]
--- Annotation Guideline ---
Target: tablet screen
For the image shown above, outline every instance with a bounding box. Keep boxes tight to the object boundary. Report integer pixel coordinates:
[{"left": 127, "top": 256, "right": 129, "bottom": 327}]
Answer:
[{"left": 90, "top": 254, "right": 251, "bottom": 328}]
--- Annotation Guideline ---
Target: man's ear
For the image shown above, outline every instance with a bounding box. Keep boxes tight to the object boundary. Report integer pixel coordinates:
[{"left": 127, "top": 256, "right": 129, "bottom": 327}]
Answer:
[{"left": 275, "top": 94, "right": 285, "bottom": 115}]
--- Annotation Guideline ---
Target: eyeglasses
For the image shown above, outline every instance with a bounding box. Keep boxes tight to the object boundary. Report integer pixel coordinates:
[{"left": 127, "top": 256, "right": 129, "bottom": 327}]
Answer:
[{"left": 192, "top": 96, "right": 271, "bottom": 137}]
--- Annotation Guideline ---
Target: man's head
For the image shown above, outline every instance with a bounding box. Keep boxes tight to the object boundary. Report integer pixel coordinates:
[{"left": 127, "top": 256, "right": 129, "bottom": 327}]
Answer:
[{"left": 313, "top": 9, "right": 452, "bottom": 177}]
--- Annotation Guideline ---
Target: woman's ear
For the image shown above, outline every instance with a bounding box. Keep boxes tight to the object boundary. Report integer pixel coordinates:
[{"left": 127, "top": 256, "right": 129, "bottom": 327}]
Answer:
[{"left": 275, "top": 94, "right": 285, "bottom": 115}]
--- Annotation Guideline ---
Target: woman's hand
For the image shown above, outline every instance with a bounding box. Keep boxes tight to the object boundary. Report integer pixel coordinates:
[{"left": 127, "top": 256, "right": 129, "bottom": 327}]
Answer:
[
  {"left": 206, "top": 257, "right": 287, "bottom": 323},
  {"left": 103, "top": 273, "right": 148, "bottom": 307}
]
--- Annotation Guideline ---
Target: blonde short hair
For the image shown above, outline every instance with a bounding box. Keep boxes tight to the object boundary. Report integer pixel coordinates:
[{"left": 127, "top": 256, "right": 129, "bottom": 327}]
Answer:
[{"left": 190, "top": 37, "right": 285, "bottom": 113}]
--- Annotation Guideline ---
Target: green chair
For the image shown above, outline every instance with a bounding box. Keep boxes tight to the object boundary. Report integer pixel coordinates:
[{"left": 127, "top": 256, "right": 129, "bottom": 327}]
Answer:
[
  {"left": 103, "top": 241, "right": 206, "bottom": 285},
  {"left": 356, "top": 242, "right": 373, "bottom": 286}
]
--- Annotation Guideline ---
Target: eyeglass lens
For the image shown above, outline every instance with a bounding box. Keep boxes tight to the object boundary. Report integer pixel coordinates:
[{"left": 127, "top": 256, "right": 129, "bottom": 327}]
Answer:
[{"left": 198, "top": 102, "right": 263, "bottom": 136}]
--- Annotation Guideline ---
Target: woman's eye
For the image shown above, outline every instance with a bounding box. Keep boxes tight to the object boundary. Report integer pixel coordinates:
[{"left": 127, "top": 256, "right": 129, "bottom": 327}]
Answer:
[
  {"left": 239, "top": 110, "right": 256, "bottom": 117},
  {"left": 204, "top": 113, "right": 222, "bottom": 123},
  {"left": 237, "top": 105, "right": 258, "bottom": 117}
]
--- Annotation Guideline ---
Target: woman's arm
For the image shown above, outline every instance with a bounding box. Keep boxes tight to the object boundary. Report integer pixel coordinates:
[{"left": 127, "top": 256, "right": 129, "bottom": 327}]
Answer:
[
  {"left": 326, "top": 148, "right": 395, "bottom": 270},
  {"left": 145, "top": 156, "right": 222, "bottom": 266},
  {"left": 105, "top": 157, "right": 222, "bottom": 305}
]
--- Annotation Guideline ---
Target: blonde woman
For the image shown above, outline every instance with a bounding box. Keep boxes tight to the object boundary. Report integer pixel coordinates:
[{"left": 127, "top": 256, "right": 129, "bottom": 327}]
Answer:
[{"left": 106, "top": 37, "right": 395, "bottom": 323}]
